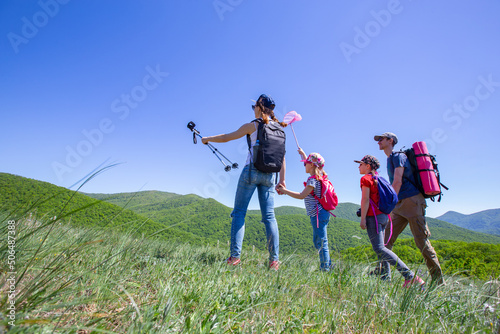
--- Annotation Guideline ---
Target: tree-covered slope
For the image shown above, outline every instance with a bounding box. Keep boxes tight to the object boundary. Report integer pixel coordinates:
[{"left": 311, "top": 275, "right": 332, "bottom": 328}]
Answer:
[
  {"left": 84, "top": 190, "right": 181, "bottom": 211},
  {"left": 343, "top": 238, "right": 500, "bottom": 280},
  {"left": 0, "top": 173, "right": 202, "bottom": 244},
  {"left": 90, "top": 191, "right": 500, "bottom": 254},
  {"left": 4, "top": 173, "right": 500, "bottom": 258}
]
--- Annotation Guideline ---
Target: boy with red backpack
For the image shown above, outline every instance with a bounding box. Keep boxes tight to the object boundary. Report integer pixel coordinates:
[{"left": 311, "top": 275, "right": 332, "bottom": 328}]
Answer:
[{"left": 278, "top": 148, "right": 337, "bottom": 271}]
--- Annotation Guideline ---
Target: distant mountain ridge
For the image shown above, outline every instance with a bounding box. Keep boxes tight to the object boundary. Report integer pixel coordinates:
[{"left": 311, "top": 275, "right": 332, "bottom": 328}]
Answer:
[{"left": 437, "top": 209, "right": 500, "bottom": 236}]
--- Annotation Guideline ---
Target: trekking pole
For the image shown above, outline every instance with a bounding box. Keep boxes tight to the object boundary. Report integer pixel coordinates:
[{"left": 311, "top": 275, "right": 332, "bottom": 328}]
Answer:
[
  {"left": 187, "top": 121, "right": 238, "bottom": 171},
  {"left": 205, "top": 143, "right": 239, "bottom": 170},
  {"left": 190, "top": 126, "right": 238, "bottom": 169}
]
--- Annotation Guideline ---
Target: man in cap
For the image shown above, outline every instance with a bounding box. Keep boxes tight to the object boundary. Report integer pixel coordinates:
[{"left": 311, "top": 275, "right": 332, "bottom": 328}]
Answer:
[{"left": 375, "top": 132, "right": 444, "bottom": 285}]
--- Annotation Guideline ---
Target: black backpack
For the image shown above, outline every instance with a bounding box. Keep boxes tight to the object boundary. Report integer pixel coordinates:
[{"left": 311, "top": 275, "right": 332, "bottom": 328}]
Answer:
[
  {"left": 247, "top": 119, "right": 286, "bottom": 173},
  {"left": 398, "top": 147, "right": 448, "bottom": 202}
]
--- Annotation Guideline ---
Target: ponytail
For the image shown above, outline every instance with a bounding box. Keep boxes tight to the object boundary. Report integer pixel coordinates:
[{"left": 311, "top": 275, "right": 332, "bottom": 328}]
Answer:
[
  {"left": 312, "top": 166, "right": 327, "bottom": 180},
  {"left": 369, "top": 170, "right": 378, "bottom": 185},
  {"left": 261, "top": 107, "right": 287, "bottom": 128}
]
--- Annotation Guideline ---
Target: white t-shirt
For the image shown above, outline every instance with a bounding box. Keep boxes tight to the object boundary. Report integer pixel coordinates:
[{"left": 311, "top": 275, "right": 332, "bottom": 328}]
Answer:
[{"left": 245, "top": 122, "right": 258, "bottom": 166}]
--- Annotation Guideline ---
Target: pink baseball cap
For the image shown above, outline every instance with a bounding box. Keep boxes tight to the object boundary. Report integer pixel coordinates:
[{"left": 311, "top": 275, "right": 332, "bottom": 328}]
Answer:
[{"left": 301, "top": 153, "right": 325, "bottom": 168}]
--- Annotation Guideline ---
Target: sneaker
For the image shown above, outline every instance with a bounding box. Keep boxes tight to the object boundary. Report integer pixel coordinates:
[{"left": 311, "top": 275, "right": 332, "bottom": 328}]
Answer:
[
  {"left": 269, "top": 260, "right": 280, "bottom": 271},
  {"left": 369, "top": 264, "right": 382, "bottom": 276},
  {"left": 403, "top": 275, "right": 425, "bottom": 288},
  {"left": 226, "top": 257, "right": 240, "bottom": 265}
]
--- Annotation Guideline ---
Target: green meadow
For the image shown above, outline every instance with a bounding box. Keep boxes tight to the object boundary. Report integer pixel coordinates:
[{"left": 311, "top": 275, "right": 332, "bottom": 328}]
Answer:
[
  {"left": 1, "top": 213, "right": 499, "bottom": 333},
  {"left": 1, "top": 172, "right": 499, "bottom": 332}
]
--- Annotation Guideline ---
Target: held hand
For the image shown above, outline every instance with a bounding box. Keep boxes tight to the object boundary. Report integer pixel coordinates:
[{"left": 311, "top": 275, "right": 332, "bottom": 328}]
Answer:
[
  {"left": 201, "top": 137, "right": 209, "bottom": 145},
  {"left": 276, "top": 183, "right": 286, "bottom": 195},
  {"left": 360, "top": 218, "right": 367, "bottom": 230}
]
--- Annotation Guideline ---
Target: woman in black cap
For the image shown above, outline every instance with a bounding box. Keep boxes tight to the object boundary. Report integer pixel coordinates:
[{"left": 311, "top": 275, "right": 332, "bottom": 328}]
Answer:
[{"left": 202, "top": 94, "right": 287, "bottom": 270}]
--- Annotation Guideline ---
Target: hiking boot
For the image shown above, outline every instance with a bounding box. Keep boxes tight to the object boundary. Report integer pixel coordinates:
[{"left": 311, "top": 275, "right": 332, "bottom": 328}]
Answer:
[
  {"left": 403, "top": 275, "right": 425, "bottom": 288},
  {"left": 269, "top": 260, "right": 280, "bottom": 271},
  {"left": 432, "top": 276, "right": 445, "bottom": 287},
  {"left": 369, "top": 263, "right": 383, "bottom": 276},
  {"left": 226, "top": 257, "right": 240, "bottom": 265}
]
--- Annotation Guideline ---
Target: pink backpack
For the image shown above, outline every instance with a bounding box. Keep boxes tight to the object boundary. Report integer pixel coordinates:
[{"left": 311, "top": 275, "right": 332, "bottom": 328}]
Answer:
[{"left": 305, "top": 175, "right": 338, "bottom": 226}]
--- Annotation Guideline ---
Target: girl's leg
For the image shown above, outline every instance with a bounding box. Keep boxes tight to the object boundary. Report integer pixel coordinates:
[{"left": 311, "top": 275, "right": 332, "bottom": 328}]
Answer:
[
  {"left": 367, "top": 214, "right": 414, "bottom": 280},
  {"left": 366, "top": 216, "right": 392, "bottom": 280},
  {"left": 230, "top": 165, "right": 257, "bottom": 259},
  {"left": 310, "top": 210, "right": 331, "bottom": 271}
]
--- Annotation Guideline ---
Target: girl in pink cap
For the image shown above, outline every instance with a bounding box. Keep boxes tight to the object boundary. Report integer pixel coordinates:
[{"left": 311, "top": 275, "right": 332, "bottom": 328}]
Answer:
[{"left": 278, "top": 148, "right": 332, "bottom": 271}]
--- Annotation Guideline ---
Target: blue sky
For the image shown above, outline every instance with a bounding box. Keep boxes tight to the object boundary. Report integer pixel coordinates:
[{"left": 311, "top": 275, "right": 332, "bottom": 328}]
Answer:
[{"left": 1, "top": 1, "right": 499, "bottom": 218}]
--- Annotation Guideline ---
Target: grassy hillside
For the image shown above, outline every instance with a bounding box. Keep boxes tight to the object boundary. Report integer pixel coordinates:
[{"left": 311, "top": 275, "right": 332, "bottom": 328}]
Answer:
[
  {"left": 0, "top": 173, "right": 202, "bottom": 245},
  {"left": 437, "top": 209, "right": 500, "bottom": 236},
  {"left": 1, "top": 215, "right": 499, "bottom": 333}
]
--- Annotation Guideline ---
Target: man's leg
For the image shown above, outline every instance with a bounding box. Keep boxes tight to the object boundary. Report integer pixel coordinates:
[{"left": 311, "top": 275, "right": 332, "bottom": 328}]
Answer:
[
  {"left": 385, "top": 210, "right": 409, "bottom": 250},
  {"left": 402, "top": 194, "right": 444, "bottom": 285},
  {"left": 408, "top": 215, "right": 444, "bottom": 285}
]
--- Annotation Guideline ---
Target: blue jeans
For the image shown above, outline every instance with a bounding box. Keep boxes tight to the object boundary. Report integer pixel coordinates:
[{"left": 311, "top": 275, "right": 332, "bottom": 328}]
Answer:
[
  {"left": 366, "top": 214, "right": 414, "bottom": 280},
  {"left": 310, "top": 209, "right": 331, "bottom": 271},
  {"left": 230, "top": 164, "right": 279, "bottom": 261}
]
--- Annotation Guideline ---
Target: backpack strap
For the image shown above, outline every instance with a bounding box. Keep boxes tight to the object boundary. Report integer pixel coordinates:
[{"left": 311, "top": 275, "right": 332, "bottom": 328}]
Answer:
[
  {"left": 308, "top": 175, "right": 336, "bottom": 222},
  {"left": 385, "top": 215, "right": 393, "bottom": 246},
  {"left": 393, "top": 150, "right": 420, "bottom": 191},
  {"left": 246, "top": 119, "right": 261, "bottom": 179},
  {"left": 246, "top": 119, "right": 261, "bottom": 152},
  {"left": 368, "top": 199, "right": 392, "bottom": 246}
]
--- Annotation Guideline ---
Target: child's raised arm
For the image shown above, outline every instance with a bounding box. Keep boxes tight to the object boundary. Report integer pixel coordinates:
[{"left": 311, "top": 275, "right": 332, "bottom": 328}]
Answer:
[{"left": 298, "top": 147, "right": 307, "bottom": 160}]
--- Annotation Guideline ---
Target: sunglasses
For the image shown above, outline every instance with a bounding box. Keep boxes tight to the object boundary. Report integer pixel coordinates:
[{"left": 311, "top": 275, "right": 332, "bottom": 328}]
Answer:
[{"left": 304, "top": 161, "right": 312, "bottom": 166}]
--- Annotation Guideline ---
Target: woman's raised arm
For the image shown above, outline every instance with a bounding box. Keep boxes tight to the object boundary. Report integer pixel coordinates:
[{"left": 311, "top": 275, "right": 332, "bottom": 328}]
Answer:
[{"left": 201, "top": 122, "right": 255, "bottom": 144}]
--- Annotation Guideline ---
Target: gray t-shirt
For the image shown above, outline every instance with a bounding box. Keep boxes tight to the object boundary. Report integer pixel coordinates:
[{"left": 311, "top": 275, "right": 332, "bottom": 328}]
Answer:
[{"left": 387, "top": 152, "right": 420, "bottom": 200}]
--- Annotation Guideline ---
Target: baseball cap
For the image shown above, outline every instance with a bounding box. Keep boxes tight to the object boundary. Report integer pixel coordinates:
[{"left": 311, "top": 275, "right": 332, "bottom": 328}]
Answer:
[
  {"left": 354, "top": 155, "right": 380, "bottom": 170},
  {"left": 374, "top": 132, "right": 398, "bottom": 145},
  {"left": 301, "top": 153, "right": 325, "bottom": 168},
  {"left": 256, "top": 94, "right": 275, "bottom": 110}
]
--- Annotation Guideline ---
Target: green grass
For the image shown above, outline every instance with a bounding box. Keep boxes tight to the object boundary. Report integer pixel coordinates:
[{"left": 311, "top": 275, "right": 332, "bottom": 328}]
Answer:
[{"left": 1, "top": 213, "right": 499, "bottom": 333}]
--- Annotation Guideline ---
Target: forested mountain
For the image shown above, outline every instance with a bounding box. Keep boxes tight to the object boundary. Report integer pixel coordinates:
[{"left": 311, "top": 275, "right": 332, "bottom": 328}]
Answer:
[
  {"left": 0, "top": 173, "right": 202, "bottom": 244},
  {"left": 437, "top": 209, "right": 500, "bottom": 236},
  {"left": 2, "top": 172, "right": 500, "bottom": 258},
  {"left": 88, "top": 189, "right": 500, "bottom": 249}
]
